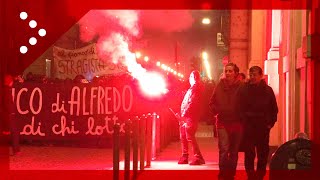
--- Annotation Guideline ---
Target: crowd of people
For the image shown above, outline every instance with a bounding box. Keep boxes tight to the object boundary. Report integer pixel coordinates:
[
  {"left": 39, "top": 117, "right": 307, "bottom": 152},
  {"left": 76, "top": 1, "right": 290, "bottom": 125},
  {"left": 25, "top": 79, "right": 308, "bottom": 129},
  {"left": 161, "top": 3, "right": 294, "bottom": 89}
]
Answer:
[
  {"left": 176, "top": 63, "right": 278, "bottom": 180},
  {"left": 1, "top": 63, "right": 278, "bottom": 180},
  {"left": 0, "top": 72, "right": 137, "bottom": 154},
  {"left": 8, "top": 72, "right": 135, "bottom": 84}
]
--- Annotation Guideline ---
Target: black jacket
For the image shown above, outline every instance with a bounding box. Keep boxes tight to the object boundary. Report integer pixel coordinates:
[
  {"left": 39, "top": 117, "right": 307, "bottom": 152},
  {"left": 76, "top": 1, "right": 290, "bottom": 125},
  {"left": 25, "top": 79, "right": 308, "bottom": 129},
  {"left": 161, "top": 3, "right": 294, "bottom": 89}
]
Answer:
[
  {"left": 3, "top": 86, "right": 14, "bottom": 114},
  {"left": 239, "top": 80, "right": 278, "bottom": 128},
  {"left": 209, "top": 78, "right": 243, "bottom": 123},
  {"left": 180, "top": 82, "right": 204, "bottom": 120},
  {"left": 2, "top": 86, "right": 14, "bottom": 131}
]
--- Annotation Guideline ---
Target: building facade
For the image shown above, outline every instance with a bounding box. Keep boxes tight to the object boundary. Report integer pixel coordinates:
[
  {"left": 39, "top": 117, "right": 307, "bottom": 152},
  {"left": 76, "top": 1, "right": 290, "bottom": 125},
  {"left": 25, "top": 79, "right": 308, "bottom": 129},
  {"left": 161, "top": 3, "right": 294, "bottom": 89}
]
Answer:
[{"left": 230, "top": 3, "right": 320, "bottom": 148}]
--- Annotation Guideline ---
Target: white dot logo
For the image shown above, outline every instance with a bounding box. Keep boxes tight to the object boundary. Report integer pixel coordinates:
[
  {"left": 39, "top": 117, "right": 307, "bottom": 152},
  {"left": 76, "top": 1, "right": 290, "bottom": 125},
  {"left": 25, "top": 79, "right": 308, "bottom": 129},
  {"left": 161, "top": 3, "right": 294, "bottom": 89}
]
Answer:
[
  {"left": 38, "top": 29, "right": 46, "bottom": 37},
  {"left": 20, "top": 12, "right": 28, "bottom": 20},
  {"left": 20, "top": 46, "right": 28, "bottom": 54},
  {"left": 29, "top": 37, "right": 37, "bottom": 45},
  {"left": 19, "top": 12, "right": 47, "bottom": 54},
  {"left": 29, "top": 20, "right": 37, "bottom": 28}
]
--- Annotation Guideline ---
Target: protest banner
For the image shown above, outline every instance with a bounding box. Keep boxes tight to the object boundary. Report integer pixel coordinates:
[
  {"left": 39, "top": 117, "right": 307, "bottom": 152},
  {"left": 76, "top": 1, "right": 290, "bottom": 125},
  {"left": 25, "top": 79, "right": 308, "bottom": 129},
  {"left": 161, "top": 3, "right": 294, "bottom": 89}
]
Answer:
[{"left": 53, "top": 44, "right": 126, "bottom": 80}]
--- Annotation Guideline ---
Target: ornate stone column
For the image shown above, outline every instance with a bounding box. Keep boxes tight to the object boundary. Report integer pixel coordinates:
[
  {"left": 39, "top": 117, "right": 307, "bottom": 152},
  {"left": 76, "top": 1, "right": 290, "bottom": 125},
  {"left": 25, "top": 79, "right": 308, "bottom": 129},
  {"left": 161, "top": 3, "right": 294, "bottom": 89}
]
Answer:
[
  {"left": 265, "top": 10, "right": 280, "bottom": 95},
  {"left": 229, "top": 10, "right": 249, "bottom": 72},
  {"left": 265, "top": 10, "right": 281, "bottom": 146}
]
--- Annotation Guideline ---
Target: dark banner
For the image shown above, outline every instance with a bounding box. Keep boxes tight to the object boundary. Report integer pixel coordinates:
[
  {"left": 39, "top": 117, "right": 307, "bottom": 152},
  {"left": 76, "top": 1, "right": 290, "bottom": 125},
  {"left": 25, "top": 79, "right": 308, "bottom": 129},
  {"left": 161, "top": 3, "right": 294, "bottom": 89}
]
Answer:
[{"left": 12, "top": 78, "right": 142, "bottom": 144}]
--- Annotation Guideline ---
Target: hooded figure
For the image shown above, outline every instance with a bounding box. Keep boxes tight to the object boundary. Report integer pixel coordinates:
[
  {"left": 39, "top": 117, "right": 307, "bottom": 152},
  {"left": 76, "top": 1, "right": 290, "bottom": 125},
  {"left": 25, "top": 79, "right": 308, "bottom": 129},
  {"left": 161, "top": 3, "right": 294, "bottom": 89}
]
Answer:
[{"left": 177, "top": 70, "right": 205, "bottom": 165}]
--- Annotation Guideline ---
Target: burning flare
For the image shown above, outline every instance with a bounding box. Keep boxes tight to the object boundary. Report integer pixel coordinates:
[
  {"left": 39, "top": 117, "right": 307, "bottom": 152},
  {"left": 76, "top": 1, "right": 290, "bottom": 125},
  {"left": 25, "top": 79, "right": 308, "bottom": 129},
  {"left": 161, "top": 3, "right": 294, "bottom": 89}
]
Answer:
[{"left": 79, "top": 10, "right": 167, "bottom": 96}]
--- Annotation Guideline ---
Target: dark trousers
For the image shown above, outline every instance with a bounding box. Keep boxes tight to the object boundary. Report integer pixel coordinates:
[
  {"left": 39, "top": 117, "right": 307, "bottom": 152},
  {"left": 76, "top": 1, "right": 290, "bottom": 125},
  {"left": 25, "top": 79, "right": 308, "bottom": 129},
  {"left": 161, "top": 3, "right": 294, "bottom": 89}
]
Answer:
[
  {"left": 179, "top": 123, "right": 201, "bottom": 158},
  {"left": 10, "top": 114, "right": 20, "bottom": 153},
  {"left": 217, "top": 123, "right": 243, "bottom": 177},
  {"left": 1, "top": 114, "right": 20, "bottom": 154},
  {"left": 244, "top": 126, "right": 270, "bottom": 178}
]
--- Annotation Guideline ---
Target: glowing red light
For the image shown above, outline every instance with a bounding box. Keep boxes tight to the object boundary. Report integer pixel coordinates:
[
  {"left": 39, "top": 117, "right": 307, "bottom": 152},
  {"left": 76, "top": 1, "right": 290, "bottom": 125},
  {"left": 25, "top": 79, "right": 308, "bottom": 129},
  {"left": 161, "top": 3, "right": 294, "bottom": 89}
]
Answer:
[
  {"left": 138, "top": 72, "right": 167, "bottom": 97},
  {"left": 135, "top": 52, "right": 142, "bottom": 59},
  {"left": 144, "top": 56, "right": 149, "bottom": 62}
]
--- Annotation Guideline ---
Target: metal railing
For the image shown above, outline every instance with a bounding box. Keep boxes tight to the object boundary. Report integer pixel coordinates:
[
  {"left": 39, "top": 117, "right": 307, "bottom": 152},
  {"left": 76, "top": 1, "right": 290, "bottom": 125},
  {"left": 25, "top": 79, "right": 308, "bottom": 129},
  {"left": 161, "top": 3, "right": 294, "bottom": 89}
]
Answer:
[{"left": 112, "top": 109, "right": 179, "bottom": 180}]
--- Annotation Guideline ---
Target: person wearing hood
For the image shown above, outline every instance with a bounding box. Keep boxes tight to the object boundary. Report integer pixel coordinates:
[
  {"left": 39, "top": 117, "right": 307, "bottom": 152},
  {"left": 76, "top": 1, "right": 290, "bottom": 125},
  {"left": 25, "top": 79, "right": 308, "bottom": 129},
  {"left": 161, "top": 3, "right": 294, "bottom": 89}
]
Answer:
[
  {"left": 176, "top": 70, "right": 206, "bottom": 165},
  {"left": 239, "top": 66, "right": 278, "bottom": 180},
  {"left": 3, "top": 74, "right": 21, "bottom": 156},
  {"left": 209, "top": 62, "right": 244, "bottom": 180}
]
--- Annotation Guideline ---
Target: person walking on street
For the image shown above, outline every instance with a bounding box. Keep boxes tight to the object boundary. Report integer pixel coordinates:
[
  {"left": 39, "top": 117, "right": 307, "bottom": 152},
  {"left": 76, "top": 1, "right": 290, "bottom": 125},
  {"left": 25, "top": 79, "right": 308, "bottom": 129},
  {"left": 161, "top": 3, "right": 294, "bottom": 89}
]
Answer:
[
  {"left": 209, "top": 62, "right": 244, "bottom": 180},
  {"left": 239, "top": 66, "right": 278, "bottom": 180},
  {"left": 176, "top": 70, "right": 205, "bottom": 165},
  {"left": 3, "top": 74, "right": 21, "bottom": 156}
]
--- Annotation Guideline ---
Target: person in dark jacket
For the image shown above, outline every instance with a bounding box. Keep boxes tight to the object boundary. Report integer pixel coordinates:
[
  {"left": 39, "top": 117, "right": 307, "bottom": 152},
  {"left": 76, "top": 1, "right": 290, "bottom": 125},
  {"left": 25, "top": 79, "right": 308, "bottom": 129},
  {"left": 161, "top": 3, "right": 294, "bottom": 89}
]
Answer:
[
  {"left": 238, "top": 72, "right": 247, "bottom": 82},
  {"left": 176, "top": 70, "right": 205, "bottom": 165},
  {"left": 3, "top": 74, "right": 21, "bottom": 155},
  {"left": 239, "top": 66, "right": 278, "bottom": 180},
  {"left": 209, "top": 62, "right": 243, "bottom": 180}
]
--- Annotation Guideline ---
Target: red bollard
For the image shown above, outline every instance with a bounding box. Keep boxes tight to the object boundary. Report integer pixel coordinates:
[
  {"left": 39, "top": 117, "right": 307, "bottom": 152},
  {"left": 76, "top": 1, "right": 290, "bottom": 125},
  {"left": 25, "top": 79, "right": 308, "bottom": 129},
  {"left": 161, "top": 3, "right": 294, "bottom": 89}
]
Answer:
[
  {"left": 145, "top": 113, "right": 152, "bottom": 168},
  {"left": 124, "top": 120, "right": 131, "bottom": 180},
  {"left": 113, "top": 123, "right": 120, "bottom": 180},
  {"left": 151, "top": 112, "right": 157, "bottom": 160},
  {"left": 139, "top": 115, "right": 146, "bottom": 171},
  {"left": 132, "top": 117, "right": 139, "bottom": 179}
]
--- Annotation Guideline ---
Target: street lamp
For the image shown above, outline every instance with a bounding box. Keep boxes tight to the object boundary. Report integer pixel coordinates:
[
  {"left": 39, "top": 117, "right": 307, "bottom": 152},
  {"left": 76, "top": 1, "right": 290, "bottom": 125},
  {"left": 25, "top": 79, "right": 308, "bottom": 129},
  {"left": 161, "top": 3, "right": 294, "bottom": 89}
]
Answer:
[
  {"left": 202, "top": 51, "right": 212, "bottom": 80},
  {"left": 144, "top": 56, "right": 149, "bottom": 62},
  {"left": 135, "top": 51, "right": 142, "bottom": 59},
  {"left": 202, "top": 17, "right": 211, "bottom": 25}
]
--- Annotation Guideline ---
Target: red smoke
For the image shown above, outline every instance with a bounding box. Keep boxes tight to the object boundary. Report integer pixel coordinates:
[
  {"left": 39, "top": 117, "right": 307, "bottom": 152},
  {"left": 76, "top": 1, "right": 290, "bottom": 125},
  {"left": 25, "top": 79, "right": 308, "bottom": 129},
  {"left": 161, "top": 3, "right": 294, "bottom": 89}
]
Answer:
[
  {"left": 77, "top": 10, "right": 194, "bottom": 96},
  {"left": 78, "top": 10, "right": 140, "bottom": 43},
  {"left": 79, "top": 10, "right": 190, "bottom": 95},
  {"left": 140, "top": 10, "right": 194, "bottom": 32},
  {"left": 78, "top": 10, "right": 142, "bottom": 69}
]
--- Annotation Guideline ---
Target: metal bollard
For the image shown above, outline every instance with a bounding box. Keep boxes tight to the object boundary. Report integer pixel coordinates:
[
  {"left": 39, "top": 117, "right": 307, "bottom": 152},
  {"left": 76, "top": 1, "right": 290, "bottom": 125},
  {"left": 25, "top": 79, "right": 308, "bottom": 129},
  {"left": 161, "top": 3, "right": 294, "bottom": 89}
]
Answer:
[
  {"left": 113, "top": 123, "right": 120, "bottom": 180},
  {"left": 124, "top": 120, "right": 131, "bottom": 180},
  {"left": 139, "top": 115, "right": 146, "bottom": 171},
  {"left": 132, "top": 116, "right": 139, "bottom": 179},
  {"left": 145, "top": 113, "right": 152, "bottom": 167},
  {"left": 156, "top": 114, "right": 161, "bottom": 155},
  {"left": 151, "top": 112, "right": 157, "bottom": 160}
]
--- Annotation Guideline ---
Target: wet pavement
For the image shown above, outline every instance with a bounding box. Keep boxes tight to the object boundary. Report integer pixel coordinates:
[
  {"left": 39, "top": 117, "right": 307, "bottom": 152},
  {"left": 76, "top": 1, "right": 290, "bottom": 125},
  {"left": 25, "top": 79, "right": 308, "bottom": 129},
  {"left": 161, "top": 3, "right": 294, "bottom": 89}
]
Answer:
[
  {"left": 6, "top": 123, "right": 265, "bottom": 179},
  {"left": 9, "top": 123, "right": 244, "bottom": 171}
]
